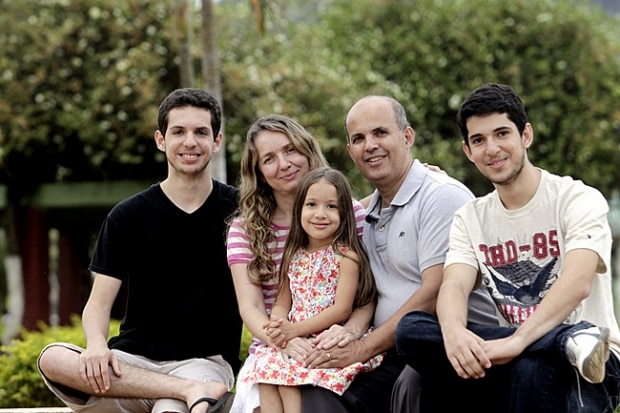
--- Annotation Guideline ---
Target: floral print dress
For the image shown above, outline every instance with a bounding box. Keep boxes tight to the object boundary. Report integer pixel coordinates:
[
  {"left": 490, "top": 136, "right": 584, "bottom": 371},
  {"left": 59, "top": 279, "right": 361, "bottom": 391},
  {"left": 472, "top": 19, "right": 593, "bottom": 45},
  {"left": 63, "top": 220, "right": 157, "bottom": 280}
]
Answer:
[{"left": 243, "top": 245, "right": 383, "bottom": 395}]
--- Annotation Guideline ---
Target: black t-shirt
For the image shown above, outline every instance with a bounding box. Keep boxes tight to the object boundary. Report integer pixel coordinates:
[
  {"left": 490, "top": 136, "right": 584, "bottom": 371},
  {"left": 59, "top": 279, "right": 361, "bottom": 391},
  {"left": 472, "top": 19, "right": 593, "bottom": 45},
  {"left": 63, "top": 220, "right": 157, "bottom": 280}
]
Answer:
[{"left": 89, "top": 180, "right": 242, "bottom": 373}]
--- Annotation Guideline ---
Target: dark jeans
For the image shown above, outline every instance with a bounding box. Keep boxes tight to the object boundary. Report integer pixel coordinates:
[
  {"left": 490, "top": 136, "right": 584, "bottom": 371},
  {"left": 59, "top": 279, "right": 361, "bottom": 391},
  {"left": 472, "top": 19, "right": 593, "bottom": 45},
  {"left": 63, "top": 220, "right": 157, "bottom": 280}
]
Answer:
[
  {"left": 395, "top": 311, "right": 620, "bottom": 413},
  {"left": 301, "top": 351, "right": 406, "bottom": 413}
]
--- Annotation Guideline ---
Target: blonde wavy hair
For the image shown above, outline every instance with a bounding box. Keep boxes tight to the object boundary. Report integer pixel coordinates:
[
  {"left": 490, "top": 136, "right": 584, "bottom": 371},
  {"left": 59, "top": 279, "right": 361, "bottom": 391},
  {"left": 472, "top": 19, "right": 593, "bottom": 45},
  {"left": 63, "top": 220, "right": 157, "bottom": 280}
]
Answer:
[{"left": 239, "top": 115, "right": 328, "bottom": 284}]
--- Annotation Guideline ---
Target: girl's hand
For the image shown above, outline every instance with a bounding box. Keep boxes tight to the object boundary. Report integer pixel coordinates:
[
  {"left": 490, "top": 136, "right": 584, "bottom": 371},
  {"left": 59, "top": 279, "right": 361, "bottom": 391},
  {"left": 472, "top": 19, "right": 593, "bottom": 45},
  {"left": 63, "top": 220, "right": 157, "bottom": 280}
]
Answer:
[
  {"left": 263, "top": 316, "right": 289, "bottom": 348},
  {"left": 280, "top": 337, "right": 315, "bottom": 362}
]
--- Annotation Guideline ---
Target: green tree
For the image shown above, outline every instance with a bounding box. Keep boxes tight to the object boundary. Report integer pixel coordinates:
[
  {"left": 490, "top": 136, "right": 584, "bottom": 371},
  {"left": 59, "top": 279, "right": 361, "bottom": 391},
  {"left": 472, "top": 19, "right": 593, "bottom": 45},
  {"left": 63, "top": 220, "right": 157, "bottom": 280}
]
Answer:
[
  {"left": 215, "top": 0, "right": 377, "bottom": 197},
  {"left": 216, "top": 0, "right": 620, "bottom": 198},
  {"left": 319, "top": 0, "right": 620, "bottom": 196},
  {"left": 0, "top": 0, "right": 179, "bottom": 341},
  {"left": 170, "top": 0, "right": 272, "bottom": 183},
  {"left": 0, "top": 0, "right": 179, "bottom": 185}
]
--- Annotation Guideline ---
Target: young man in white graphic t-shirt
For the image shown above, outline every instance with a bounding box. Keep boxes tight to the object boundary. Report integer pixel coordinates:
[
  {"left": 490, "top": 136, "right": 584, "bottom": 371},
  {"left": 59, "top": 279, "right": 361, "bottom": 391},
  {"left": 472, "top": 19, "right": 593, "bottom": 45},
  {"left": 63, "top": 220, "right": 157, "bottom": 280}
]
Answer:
[{"left": 395, "top": 83, "right": 620, "bottom": 412}]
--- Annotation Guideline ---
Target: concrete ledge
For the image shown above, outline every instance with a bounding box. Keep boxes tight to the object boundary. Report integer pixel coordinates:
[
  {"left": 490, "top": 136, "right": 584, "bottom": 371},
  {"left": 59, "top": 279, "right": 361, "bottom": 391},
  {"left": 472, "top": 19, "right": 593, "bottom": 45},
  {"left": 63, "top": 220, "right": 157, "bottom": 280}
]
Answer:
[{"left": 0, "top": 409, "right": 73, "bottom": 412}]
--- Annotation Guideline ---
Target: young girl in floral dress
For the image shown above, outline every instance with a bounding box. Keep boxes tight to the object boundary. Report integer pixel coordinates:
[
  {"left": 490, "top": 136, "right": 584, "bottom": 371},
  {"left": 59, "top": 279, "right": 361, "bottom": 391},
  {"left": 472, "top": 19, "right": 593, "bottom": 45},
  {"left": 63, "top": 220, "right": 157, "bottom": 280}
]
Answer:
[{"left": 245, "top": 167, "right": 383, "bottom": 413}]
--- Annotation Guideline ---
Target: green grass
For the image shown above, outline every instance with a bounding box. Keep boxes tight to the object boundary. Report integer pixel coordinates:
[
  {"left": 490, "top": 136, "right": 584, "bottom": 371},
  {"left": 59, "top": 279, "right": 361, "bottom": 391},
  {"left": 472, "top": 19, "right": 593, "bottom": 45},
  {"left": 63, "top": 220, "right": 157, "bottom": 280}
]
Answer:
[{"left": 240, "top": 324, "right": 251, "bottom": 362}]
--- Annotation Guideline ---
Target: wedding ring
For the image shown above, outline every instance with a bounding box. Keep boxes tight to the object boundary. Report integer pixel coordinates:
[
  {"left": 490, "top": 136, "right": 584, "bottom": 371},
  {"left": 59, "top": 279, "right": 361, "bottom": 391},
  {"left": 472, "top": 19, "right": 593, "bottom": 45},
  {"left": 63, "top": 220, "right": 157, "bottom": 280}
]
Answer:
[{"left": 326, "top": 353, "right": 331, "bottom": 360}]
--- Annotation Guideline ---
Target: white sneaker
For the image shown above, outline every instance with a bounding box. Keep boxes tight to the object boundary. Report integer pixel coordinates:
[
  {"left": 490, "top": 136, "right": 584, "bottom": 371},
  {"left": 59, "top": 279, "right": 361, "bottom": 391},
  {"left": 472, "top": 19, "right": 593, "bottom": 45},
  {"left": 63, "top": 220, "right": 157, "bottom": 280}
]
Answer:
[{"left": 566, "top": 326, "right": 610, "bottom": 384}]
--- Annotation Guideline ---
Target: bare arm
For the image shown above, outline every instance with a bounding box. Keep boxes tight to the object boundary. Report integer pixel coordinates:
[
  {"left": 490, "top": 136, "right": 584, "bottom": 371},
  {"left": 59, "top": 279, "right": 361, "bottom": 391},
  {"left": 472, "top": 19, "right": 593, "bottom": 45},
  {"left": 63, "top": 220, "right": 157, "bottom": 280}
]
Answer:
[
  {"left": 439, "top": 249, "right": 599, "bottom": 379},
  {"left": 422, "top": 163, "right": 446, "bottom": 175},
  {"left": 313, "top": 300, "right": 375, "bottom": 349},
  {"left": 306, "top": 263, "right": 444, "bottom": 368},
  {"left": 436, "top": 262, "right": 490, "bottom": 379},
  {"left": 265, "top": 272, "right": 293, "bottom": 347},
  {"left": 230, "top": 263, "right": 272, "bottom": 345},
  {"left": 485, "top": 249, "right": 598, "bottom": 363},
  {"left": 231, "top": 263, "right": 316, "bottom": 360},
  {"left": 270, "top": 275, "right": 292, "bottom": 321},
  {"left": 80, "top": 273, "right": 122, "bottom": 393},
  {"left": 354, "top": 262, "right": 444, "bottom": 359},
  {"left": 358, "top": 195, "right": 372, "bottom": 209},
  {"left": 436, "top": 263, "right": 477, "bottom": 333}
]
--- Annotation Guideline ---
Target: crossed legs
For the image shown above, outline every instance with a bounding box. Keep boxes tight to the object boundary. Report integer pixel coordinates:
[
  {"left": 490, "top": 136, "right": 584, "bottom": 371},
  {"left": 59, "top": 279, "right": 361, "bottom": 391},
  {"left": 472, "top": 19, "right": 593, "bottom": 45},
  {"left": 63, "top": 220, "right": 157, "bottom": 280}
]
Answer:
[{"left": 38, "top": 344, "right": 229, "bottom": 413}]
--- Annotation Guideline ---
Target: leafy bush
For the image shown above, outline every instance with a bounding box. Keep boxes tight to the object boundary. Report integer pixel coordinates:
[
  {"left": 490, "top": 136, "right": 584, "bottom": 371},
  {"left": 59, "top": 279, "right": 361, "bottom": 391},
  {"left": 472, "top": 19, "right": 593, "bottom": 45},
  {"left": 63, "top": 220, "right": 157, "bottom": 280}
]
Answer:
[
  {"left": 0, "top": 317, "right": 251, "bottom": 407},
  {"left": 240, "top": 324, "right": 251, "bottom": 363},
  {"left": 0, "top": 315, "right": 119, "bottom": 408}
]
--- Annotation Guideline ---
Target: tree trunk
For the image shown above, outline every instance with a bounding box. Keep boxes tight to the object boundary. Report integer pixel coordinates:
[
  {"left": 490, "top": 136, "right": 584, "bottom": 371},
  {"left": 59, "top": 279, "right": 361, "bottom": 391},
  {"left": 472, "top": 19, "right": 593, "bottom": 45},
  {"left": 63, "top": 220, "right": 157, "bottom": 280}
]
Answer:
[
  {"left": 171, "top": 0, "right": 194, "bottom": 88},
  {"left": 201, "top": 0, "right": 226, "bottom": 183},
  {"left": 2, "top": 190, "right": 24, "bottom": 344}
]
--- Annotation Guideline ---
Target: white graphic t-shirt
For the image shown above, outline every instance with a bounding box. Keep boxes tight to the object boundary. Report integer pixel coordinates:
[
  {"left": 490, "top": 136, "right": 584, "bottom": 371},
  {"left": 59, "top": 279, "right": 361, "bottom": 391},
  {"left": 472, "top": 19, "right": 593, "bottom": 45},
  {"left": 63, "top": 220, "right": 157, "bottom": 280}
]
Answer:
[{"left": 446, "top": 169, "right": 620, "bottom": 355}]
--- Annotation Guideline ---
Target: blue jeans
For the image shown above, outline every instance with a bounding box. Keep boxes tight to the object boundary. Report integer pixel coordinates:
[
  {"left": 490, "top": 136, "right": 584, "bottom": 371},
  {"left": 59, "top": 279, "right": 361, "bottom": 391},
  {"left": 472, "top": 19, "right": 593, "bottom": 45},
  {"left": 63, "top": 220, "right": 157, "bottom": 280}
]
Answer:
[{"left": 395, "top": 311, "right": 620, "bottom": 413}]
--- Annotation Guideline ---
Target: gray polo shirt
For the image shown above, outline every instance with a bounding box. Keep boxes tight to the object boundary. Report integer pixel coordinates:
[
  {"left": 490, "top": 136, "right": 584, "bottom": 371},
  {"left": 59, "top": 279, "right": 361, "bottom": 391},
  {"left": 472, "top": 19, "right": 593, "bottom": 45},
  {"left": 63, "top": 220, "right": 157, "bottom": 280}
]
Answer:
[{"left": 363, "top": 160, "right": 497, "bottom": 327}]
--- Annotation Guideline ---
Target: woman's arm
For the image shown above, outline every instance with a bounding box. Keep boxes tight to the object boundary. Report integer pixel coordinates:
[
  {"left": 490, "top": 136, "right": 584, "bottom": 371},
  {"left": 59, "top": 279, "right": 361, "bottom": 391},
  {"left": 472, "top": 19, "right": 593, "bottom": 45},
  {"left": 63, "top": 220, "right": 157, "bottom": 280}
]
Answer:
[
  {"left": 312, "top": 300, "right": 374, "bottom": 350},
  {"left": 230, "top": 263, "right": 272, "bottom": 345}
]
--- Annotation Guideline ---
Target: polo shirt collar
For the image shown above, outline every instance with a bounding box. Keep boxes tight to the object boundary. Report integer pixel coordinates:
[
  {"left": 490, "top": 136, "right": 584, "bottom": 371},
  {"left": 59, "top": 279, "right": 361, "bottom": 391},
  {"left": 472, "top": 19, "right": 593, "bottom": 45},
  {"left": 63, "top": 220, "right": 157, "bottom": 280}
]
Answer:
[{"left": 366, "top": 159, "right": 426, "bottom": 221}]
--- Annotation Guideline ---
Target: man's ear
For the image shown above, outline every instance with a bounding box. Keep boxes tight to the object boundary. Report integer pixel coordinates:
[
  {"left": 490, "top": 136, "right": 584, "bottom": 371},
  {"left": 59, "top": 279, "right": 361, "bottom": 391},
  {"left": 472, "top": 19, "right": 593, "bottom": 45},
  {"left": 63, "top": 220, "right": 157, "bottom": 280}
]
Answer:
[
  {"left": 404, "top": 126, "right": 415, "bottom": 148},
  {"left": 462, "top": 140, "right": 475, "bottom": 163},
  {"left": 212, "top": 132, "right": 223, "bottom": 153},
  {"left": 154, "top": 130, "right": 165, "bottom": 152},
  {"left": 522, "top": 123, "right": 534, "bottom": 149}
]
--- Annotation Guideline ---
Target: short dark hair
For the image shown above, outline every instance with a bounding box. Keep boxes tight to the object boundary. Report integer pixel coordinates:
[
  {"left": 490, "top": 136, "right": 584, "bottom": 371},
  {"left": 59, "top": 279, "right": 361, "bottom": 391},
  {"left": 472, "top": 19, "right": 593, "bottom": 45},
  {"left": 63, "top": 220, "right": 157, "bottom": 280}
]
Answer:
[
  {"left": 456, "top": 83, "right": 528, "bottom": 145},
  {"left": 157, "top": 88, "right": 222, "bottom": 135}
]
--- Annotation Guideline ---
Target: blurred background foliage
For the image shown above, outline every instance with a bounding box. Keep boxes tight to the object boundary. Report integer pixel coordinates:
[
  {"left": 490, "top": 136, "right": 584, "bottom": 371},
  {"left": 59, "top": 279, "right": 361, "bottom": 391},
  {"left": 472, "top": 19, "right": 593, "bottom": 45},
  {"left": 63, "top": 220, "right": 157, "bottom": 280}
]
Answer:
[
  {"left": 0, "top": 316, "right": 120, "bottom": 407},
  {"left": 0, "top": 0, "right": 175, "bottom": 189},
  {"left": 0, "top": 0, "right": 619, "bottom": 199}
]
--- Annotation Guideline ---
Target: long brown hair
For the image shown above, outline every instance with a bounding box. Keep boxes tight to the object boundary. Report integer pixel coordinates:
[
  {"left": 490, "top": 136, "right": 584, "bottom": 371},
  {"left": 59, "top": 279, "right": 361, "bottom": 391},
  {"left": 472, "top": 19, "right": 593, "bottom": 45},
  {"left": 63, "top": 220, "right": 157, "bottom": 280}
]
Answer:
[
  {"left": 278, "top": 167, "right": 377, "bottom": 308},
  {"left": 238, "top": 115, "right": 328, "bottom": 284}
]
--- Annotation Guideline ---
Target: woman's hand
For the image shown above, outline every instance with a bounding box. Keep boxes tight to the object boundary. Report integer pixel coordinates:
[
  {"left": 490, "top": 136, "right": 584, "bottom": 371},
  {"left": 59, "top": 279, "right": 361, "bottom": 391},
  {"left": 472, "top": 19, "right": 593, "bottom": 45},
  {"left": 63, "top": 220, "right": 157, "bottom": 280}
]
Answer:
[{"left": 312, "top": 324, "right": 360, "bottom": 350}]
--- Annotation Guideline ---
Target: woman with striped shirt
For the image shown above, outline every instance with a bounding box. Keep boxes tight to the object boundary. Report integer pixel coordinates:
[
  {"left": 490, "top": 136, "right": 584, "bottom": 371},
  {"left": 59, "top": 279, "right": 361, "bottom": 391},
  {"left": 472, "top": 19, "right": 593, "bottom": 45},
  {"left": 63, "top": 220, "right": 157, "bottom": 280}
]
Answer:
[{"left": 226, "top": 115, "right": 367, "bottom": 413}]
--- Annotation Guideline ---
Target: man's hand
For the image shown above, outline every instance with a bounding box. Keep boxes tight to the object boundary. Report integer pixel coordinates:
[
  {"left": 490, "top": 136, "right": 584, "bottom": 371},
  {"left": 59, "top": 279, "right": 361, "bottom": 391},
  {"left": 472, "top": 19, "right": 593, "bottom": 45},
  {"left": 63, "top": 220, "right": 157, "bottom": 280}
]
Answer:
[
  {"left": 482, "top": 335, "right": 527, "bottom": 366},
  {"left": 442, "top": 327, "right": 491, "bottom": 379},
  {"left": 78, "top": 343, "right": 122, "bottom": 393},
  {"left": 423, "top": 163, "right": 447, "bottom": 175},
  {"left": 304, "top": 337, "right": 366, "bottom": 369}
]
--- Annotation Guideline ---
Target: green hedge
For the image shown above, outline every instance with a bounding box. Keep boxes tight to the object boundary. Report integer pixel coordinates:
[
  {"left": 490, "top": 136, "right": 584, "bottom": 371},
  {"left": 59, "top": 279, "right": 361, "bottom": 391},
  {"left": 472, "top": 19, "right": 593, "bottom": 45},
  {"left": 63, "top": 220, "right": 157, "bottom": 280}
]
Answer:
[
  {"left": 0, "top": 315, "right": 117, "bottom": 407},
  {"left": 0, "top": 318, "right": 251, "bottom": 408}
]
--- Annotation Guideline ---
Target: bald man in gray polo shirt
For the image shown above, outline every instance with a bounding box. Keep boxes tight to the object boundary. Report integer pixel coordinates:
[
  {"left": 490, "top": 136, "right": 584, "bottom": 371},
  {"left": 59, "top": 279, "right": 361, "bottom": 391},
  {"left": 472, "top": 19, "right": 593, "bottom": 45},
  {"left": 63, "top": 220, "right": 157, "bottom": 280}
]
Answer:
[{"left": 301, "top": 95, "right": 498, "bottom": 413}]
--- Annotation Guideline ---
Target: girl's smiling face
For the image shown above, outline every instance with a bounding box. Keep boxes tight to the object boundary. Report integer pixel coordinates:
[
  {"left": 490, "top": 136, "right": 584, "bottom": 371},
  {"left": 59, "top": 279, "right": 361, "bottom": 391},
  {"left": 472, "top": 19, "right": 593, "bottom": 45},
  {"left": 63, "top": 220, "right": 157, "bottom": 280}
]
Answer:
[{"left": 301, "top": 178, "right": 340, "bottom": 252}]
